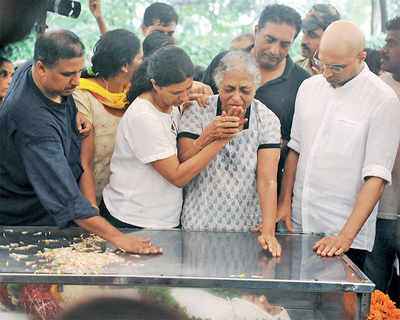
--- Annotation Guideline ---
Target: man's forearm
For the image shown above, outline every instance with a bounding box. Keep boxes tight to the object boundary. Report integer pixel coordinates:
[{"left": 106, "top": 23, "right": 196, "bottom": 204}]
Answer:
[
  {"left": 74, "top": 215, "right": 122, "bottom": 242},
  {"left": 339, "top": 177, "right": 385, "bottom": 242},
  {"left": 278, "top": 149, "right": 299, "bottom": 204}
]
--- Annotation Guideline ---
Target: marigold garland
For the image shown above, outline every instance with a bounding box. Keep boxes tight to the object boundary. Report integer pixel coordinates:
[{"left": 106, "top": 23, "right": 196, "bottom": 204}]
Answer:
[{"left": 367, "top": 290, "right": 400, "bottom": 320}]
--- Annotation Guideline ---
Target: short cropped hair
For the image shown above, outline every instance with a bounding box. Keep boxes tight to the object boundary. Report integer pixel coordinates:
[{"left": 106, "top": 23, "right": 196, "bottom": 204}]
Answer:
[
  {"left": 386, "top": 16, "right": 400, "bottom": 31},
  {"left": 33, "top": 30, "right": 84, "bottom": 67},
  {"left": 143, "top": 2, "right": 178, "bottom": 27},
  {"left": 258, "top": 4, "right": 302, "bottom": 39}
]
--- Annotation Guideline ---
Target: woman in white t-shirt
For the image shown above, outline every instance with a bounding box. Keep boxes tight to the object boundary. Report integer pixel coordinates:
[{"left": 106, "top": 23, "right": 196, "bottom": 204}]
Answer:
[{"left": 101, "top": 46, "right": 243, "bottom": 229}]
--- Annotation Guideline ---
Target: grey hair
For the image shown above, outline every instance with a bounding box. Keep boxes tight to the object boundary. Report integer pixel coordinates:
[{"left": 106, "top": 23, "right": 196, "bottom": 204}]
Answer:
[{"left": 213, "top": 50, "right": 262, "bottom": 89}]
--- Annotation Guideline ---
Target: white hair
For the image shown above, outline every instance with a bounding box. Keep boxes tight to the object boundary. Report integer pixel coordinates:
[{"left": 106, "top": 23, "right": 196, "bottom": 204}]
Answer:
[{"left": 213, "top": 50, "right": 261, "bottom": 89}]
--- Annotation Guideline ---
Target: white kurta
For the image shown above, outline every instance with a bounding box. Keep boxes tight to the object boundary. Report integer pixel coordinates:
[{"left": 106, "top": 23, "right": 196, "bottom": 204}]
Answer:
[{"left": 288, "top": 64, "right": 400, "bottom": 251}]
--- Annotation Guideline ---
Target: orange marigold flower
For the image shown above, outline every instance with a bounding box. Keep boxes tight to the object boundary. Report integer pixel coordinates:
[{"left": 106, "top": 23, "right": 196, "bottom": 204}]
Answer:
[{"left": 367, "top": 290, "right": 400, "bottom": 320}]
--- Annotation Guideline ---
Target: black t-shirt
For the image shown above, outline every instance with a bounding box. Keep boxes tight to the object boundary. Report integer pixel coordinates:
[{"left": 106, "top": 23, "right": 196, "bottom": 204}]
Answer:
[{"left": 0, "top": 60, "right": 97, "bottom": 227}]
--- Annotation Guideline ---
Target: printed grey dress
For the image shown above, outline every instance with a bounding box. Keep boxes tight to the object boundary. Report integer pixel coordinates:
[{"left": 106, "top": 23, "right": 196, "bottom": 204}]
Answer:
[{"left": 177, "top": 95, "right": 281, "bottom": 231}]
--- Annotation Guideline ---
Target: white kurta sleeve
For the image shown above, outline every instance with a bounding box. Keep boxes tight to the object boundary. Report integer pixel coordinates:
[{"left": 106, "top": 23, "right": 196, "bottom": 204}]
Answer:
[{"left": 362, "top": 96, "right": 400, "bottom": 185}]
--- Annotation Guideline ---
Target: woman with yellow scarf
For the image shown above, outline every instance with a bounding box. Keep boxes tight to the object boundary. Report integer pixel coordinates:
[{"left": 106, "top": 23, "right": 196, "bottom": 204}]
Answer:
[{"left": 73, "top": 29, "right": 143, "bottom": 207}]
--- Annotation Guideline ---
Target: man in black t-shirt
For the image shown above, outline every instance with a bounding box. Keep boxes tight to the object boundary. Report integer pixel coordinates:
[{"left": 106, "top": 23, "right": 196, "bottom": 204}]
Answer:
[
  {"left": 0, "top": 30, "right": 161, "bottom": 254},
  {"left": 202, "top": 4, "right": 310, "bottom": 192}
]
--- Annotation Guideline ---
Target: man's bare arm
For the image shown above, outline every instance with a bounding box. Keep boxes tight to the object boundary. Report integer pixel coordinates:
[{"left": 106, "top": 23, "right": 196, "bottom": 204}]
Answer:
[{"left": 313, "top": 176, "right": 385, "bottom": 256}]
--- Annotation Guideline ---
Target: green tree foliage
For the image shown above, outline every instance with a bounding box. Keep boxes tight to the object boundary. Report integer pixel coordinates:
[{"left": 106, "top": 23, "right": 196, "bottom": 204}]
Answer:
[{"left": 5, "top": 0, "right": 394, "bottom": 66}]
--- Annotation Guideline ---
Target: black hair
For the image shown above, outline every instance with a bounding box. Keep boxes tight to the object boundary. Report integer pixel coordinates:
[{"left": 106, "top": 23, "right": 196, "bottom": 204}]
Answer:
[
  {"left": 143, "top": 31, "right": 176, "bottom": 59},
  {"left": 386, "top": 16, "right": 400, "bottom": 31},
  {"left": 193, "top": 65, "right": 205, "bottom": 81},
  {"left": 127, "top": 46, "right": 193, "bottom": 103},
  {"left": 59, "top": 297, "right": 189, "bottom": 320},
  {"left": 364, "top": 48, "right": 382, "bottom": 75},
  {"left": 0, "top": 57, "right": 11, "bottom": 69},
  {"left": 258, "top": 4, "right": 302, "bottom": 39},
  {"left": 81, "top": 29, "right": 140, "bottom": 79},
  {"left": 143, "top": 2, "right": 178, "bottom": 27},
  {"left": 33, "top": 30, "right": 84, "bottom": 67}
]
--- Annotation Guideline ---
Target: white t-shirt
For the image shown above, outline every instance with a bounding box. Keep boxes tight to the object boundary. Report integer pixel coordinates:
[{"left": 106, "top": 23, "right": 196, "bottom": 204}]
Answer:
[
  {"left": 288, "top": 64, "right": 400, "bottom": 251},
  {"left": 102, "top": 97, "right": 182, "bottom": 228}
]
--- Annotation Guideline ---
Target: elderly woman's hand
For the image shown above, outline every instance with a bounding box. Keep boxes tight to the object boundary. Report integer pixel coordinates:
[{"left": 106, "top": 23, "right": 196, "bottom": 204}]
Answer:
[
  {"left": 258, "top": 233, "right": 281, "bottom": 257},
  {"left": 201, "top": 107, "right": 247, "bottom": 144}
]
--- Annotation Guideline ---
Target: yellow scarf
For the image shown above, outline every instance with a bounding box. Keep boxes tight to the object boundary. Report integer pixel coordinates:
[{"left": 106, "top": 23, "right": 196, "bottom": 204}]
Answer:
[{"left": 77, "top": 78, "right": 129, "bottom": 110}]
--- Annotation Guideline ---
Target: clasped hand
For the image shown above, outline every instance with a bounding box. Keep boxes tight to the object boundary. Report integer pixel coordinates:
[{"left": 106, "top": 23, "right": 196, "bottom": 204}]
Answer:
[{"left": 203, "top": 107, "right": 247, "bottom": 142}]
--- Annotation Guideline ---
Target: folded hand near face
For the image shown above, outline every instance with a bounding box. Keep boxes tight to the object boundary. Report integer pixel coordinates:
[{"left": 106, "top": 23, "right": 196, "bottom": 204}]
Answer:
[{"left": 202, "top": 106, "right": 247, "bottom": 145}]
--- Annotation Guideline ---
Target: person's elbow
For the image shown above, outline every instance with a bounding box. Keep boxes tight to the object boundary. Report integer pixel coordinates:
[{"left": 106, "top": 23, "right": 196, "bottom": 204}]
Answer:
[
  {"left": 258, "top": 178, "right": 277, "bottom": 194},
  {"left": 168, "top": 176, "right": 186, "bottom": 188}
]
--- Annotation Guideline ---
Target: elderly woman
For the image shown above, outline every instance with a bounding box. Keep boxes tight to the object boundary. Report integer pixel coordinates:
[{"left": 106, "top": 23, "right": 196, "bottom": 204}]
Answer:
[{"left": 178, "top": 50, "right": 282, "bottom": 256}]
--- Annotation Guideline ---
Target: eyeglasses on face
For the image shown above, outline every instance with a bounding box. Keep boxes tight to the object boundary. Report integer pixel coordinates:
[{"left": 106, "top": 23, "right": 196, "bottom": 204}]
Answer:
[{"left": 312, "top": 51, "right": 357, "bottom": 73}]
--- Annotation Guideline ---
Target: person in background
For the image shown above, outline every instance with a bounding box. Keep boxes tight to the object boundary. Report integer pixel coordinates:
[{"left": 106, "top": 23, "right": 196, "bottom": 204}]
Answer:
[
  {"left": 202, "top": 4, "right": 310, "bottom": 196},
  {"left": 276, "top": 21, "right": 400, "bottom": 270},
  {"left": 89, "top": 0, "right": 107, "bottom": 35},
  {"left": 73, "top": 29, "right": 143, "bottom": 206},
  {"left": 295, "top": 4, "right": 340, "bottom": 75},
  {"left": 364, "top": 48, "right": 383, "bottom": 76},
  {"left": 142, "top": 30, "right": 176, "bottom": 59},
  {"left": 363, "top": 16, "right": 400, "bottom": 300},
  {"left": 141, "top": 2, "right": 178, "bottom": 37},
  {"left": 0, "top": 30, "right": 161, "bottom": 254},
  {"left": 90, "top": 0, "right": 178, "bottom": 37},
  {"left": 178, "top": 50, "right": 282, "bottom": 256},
  {"left": 0, "top": 56, "right": 13, "bottom": 107},
  {"left": 230, "top": 32, "right": 254, "bottom": 50},
  {"left": 101, "top": 46, "right": 243, "bottom": 229},
  {"left": 193, "top": 65, "right": 205, "bottom": 81}
]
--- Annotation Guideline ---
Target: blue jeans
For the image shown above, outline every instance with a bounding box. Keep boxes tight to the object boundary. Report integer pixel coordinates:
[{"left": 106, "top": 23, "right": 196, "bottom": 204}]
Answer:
[{"left": 364, "top": 218, "right": 400, "bottom": 292}]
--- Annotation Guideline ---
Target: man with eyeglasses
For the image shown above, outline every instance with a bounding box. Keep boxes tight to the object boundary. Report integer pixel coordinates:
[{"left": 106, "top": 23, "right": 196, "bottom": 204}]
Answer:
[
  {"left": 295, "top": 4, "right": 340, "bottom": 75},
  {"left": 275, "top": 20, "right": 400, "bottom": 270}
]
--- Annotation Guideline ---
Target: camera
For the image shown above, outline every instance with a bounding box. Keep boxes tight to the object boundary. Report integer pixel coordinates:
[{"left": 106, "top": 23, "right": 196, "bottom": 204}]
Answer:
[{"left": 46, "top": 0, "right": 81, "bottom": 18}]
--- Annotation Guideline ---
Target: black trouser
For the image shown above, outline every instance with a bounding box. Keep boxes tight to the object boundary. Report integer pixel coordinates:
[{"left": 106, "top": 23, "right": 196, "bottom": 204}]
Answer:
[
  {"left": 346, "top": 248, "right": 367, "bottom": 271},
  {"left": 99, "top": 198, "right": 142, "bottom": 229},
  {"left": 364, "top": 218, "right": 399, "bottom": 292}
]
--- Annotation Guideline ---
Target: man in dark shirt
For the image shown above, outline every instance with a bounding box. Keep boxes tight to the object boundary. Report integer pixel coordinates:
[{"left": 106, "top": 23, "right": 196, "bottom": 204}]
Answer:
[
  {"left": 0, "top": 30, "right": 161, "bottom": 254},
  {"left": 202, "top": 4, "right": 310, "bottom": 191}
]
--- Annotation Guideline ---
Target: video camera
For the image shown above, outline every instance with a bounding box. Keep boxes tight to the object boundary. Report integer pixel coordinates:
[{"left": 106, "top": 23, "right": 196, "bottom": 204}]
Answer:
[{"left": 46, "top": 0, "right": 81, "bottom": 18}]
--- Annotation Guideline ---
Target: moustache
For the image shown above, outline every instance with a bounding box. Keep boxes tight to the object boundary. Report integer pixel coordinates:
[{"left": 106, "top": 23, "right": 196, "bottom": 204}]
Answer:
[
  {"left": 263, "top": 53, "right": 280, "bottom": 61},
  {"left": 301, "top": 44, "right": 310, "bottom": 52},
  {"left": 65, "top": 86, "right": 76, "bottom": 91}
]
